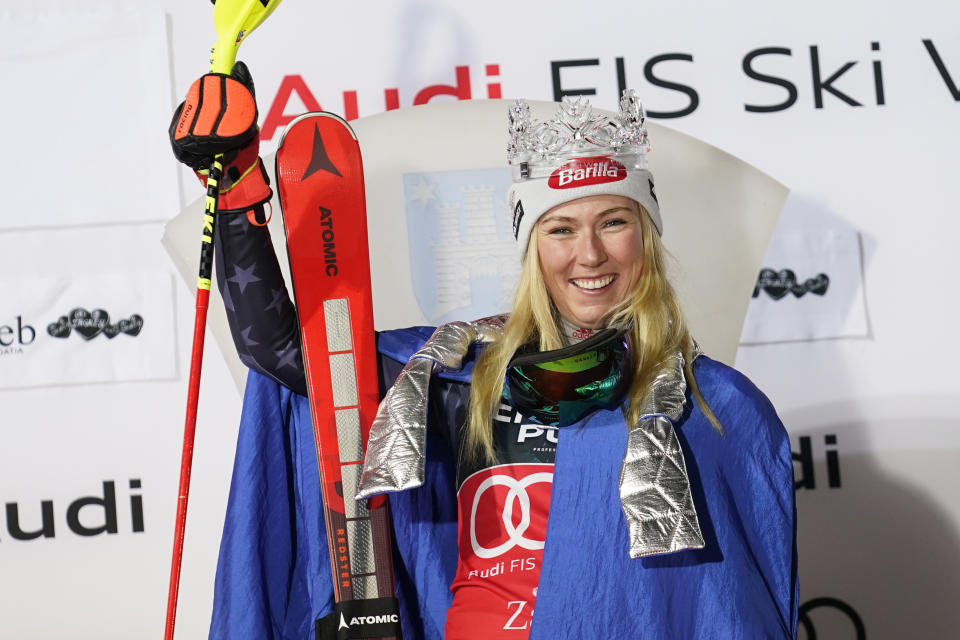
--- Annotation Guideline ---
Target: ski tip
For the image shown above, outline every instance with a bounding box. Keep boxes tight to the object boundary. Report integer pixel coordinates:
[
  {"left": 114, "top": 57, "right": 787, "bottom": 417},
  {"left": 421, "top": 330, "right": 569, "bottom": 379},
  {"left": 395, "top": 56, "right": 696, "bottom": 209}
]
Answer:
[{"left": 277, "top": 111, "right": 358, "bottom": 147}]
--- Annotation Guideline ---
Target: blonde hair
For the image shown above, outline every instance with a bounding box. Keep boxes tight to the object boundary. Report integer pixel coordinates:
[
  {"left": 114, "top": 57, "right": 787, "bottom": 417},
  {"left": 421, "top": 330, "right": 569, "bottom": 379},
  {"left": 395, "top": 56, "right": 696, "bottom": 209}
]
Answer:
[{"left": 465, "top": 202, "right": 722, "bottom": 464}]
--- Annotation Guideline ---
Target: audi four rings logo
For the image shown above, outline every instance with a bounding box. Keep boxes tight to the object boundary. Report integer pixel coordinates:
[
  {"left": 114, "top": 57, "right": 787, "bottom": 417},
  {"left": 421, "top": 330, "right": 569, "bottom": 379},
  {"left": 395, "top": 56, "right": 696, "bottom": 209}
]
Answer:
[{"left": 469, "top": 472, "right": 553, "bottom": 558}]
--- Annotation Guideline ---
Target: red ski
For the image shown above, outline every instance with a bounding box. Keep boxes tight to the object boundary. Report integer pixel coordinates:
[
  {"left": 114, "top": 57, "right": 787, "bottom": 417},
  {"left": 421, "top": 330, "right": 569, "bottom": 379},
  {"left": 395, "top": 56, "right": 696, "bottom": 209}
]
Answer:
[{"left": 276, "top": 112, "right": 401, "bottom": 639}]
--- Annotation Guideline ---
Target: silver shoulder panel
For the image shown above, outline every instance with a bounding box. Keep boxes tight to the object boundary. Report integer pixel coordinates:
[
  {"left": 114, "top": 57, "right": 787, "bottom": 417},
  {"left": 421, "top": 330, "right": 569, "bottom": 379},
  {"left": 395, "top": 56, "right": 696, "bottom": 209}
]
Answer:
[{"left": 355, "top": 317, "right": 506, "bottom": 499}]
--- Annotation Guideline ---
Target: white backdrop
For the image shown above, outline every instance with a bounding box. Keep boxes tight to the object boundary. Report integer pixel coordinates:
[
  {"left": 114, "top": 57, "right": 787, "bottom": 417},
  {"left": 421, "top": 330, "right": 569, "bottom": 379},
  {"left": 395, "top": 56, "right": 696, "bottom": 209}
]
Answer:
[{"left": 1, "top": 1, "right": 958, "bottom": 638}]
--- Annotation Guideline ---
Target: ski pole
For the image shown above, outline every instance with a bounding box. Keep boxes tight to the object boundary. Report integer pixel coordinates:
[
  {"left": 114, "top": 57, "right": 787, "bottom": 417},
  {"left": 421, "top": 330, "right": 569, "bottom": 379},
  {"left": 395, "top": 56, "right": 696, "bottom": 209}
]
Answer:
[{"left": 164, "top": 1, "right": 282, "bottom": 638}]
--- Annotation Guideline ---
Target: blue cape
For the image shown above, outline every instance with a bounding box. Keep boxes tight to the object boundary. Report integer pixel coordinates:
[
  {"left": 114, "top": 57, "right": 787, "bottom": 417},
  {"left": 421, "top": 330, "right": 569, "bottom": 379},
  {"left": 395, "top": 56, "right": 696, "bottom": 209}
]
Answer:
[{"left": 209, "top": 327, "right": 798, "bottom": 639}]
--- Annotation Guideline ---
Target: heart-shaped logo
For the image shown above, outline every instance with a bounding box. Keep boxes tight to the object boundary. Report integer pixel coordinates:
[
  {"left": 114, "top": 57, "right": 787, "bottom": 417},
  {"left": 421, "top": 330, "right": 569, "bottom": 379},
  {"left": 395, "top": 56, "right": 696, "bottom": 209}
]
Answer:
[
  {"left": 754, "top": 268, "right": 830, "bottom": 301},
  {"left": 807, "top": 274, "right": 829, "bottom": 295},
  {"left": 754, "top": 268, "right": 796, "bottom": 300},
  {"left": 118, "top": 314, "right": 143, "bottom": 337},
  {"left": 70, "top": 308, "right": 110, "bottom": 340},
  {"left": 47, "top": 316, "right": 71, "bottom": 338},
  {"left": 753, "top": 268, "right": 774, "bottom": 297},
  {"left": 47, "top": 308, "right": 144, "bottom": 340},
  {"left": 790, "top": 273, "right": 831, "bottom": 297}
]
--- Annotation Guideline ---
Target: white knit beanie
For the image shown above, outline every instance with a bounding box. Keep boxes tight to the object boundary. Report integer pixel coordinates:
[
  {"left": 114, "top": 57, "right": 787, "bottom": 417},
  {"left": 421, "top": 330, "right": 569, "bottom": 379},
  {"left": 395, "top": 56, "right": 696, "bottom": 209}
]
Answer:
[{"left": 506, "top": 91, "right": 661, "bottom": 258}]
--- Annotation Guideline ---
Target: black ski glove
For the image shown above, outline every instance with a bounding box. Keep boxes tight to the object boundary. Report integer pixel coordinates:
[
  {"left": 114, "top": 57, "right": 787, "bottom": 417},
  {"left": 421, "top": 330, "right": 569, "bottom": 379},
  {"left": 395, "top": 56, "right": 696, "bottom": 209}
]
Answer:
[{"left": 169, "top": 61, "right": 271, "bottom": 213}]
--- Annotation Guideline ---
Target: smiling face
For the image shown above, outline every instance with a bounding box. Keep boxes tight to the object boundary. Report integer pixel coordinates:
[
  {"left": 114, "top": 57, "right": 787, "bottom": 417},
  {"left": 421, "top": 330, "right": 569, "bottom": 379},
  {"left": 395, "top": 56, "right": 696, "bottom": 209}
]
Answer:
[{"left": 536, "top": 195, "right": 645, "bottom": 329}]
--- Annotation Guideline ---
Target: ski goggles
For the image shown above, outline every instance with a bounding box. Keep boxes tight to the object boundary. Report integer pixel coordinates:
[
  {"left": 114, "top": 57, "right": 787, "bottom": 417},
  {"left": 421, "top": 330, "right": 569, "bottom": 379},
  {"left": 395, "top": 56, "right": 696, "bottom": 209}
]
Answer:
[{"left": 503, "top": 327, "right": 631, "bottom": 427}]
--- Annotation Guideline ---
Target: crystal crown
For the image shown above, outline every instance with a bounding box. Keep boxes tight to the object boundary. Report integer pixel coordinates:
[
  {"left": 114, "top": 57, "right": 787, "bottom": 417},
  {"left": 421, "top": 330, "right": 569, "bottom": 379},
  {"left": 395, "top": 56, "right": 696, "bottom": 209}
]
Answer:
[{"left": 508, "top": 90, "right": 650, "bottom": 179}]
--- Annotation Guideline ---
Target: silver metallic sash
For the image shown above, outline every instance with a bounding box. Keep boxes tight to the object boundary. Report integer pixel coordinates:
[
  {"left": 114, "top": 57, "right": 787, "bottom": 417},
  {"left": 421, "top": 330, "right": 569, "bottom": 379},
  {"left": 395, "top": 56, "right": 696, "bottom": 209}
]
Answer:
[
  {"left": 621, "top": 350, "right": 705, "bottom": 557},
  {"left": 356, "top": 318, "right": 705, "bottom": 558},
  {"left": 356, "top": 317, "right": 506, "bottom": 497}
]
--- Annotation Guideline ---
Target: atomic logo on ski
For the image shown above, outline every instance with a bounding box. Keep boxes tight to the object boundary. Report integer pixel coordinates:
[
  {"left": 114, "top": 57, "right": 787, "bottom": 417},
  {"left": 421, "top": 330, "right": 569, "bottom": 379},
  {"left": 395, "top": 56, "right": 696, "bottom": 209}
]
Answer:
[{"left": 301, "top": 124, "right": 343, "bottom": 181}]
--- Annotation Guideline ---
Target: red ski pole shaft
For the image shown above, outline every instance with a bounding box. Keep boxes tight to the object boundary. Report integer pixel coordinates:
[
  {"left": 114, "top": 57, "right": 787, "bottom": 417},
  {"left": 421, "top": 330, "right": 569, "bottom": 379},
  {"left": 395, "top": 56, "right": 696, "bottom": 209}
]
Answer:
[
  {"left": 164, "top": 158, "right": 222, "bottom": 640},
  {"left": 162, "top": 3, "right": 282, "bottom": 636}
]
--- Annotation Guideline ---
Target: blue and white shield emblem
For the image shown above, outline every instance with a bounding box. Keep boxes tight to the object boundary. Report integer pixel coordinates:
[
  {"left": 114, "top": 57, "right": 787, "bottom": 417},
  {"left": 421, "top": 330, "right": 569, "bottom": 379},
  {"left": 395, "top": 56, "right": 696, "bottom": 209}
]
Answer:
[{"left": 402, "top": 168, "right": 520, "bottom": 324}]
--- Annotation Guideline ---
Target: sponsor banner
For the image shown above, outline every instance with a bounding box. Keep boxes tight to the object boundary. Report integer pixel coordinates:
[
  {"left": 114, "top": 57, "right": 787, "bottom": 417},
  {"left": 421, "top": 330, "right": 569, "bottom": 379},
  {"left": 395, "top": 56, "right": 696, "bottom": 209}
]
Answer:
[
  {"left": 0, "top": 271, "right": 176, "bottom": 389},
  {"left": 740, "top": 194, "right": 868, "bottom": 344},
  {"left": 234, "top": 4, "right": 960, "bottom": 145},
  {"left": 402, "top": 168, "right": 519, "bottom": 324}
]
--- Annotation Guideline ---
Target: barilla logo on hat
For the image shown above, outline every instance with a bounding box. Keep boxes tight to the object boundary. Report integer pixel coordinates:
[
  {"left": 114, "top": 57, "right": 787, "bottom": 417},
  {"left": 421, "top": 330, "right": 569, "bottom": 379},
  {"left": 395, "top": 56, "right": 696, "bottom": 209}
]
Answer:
[{"left": 548, "top": 157, "right": 627, "bottom": 189}]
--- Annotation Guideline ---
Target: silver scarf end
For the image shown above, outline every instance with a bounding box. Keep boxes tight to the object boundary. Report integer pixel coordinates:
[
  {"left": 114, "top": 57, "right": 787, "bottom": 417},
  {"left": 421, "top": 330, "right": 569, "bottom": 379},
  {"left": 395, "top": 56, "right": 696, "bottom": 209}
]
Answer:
[
  {"left": 619, "top": 350, "right": 706, "bottom": 558},
  {"left": 357, "top": 318, "right": 506, "bottom": 499},
  {"left": 627, "top": 514, "right": 707, "bottom": 559}
]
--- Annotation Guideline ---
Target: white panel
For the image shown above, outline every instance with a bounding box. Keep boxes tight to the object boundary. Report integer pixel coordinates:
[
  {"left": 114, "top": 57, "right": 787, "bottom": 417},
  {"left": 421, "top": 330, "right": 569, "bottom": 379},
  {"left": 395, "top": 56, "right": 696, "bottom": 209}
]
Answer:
[
  {"left": 335, "top": 409, "right": 364, "bottom": 463},
  {"left": 323, "top": 298, "right": 353, "bottom": 352},
  {"left": 350, "top": 574, "right": 379, "bottom": 601},
  {"left": 0, "top": 272, "right": 177, "bottom": 389},
  {"left": 328, "top": 353, "right": 358, "bottom": 408},
  {"left": 0, "top": 5, "right": 177, "bottom": 229},
  {"left": 340, "top": 464, "right": 369, "bottom": 520},
  {"left": 740, "top": 196, "right": 869, "bottom": 344},
  {"left": 346, "top": 519, "right": 376, "bottom": 577}
]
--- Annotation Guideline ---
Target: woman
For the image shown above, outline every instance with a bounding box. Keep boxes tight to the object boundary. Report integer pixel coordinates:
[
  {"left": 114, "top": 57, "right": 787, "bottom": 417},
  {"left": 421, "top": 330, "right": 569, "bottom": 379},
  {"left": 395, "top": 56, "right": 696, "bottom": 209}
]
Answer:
[{"left": 171, "top": 68, "right": 797, "bottom": 639}]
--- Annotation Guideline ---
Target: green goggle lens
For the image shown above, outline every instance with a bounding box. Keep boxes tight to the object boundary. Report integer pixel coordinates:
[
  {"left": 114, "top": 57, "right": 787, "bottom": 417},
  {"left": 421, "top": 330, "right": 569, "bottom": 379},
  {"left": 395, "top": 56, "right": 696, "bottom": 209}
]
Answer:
[{"left": 503, "top": 328, "right": 631, "bottom": 427}]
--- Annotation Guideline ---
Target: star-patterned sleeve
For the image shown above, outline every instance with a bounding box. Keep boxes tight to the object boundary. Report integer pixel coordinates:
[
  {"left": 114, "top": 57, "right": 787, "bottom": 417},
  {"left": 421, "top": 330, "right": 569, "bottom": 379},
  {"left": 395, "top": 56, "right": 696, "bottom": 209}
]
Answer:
[{"left": 214, "top": 210, "right": 308, "bottom": 396}]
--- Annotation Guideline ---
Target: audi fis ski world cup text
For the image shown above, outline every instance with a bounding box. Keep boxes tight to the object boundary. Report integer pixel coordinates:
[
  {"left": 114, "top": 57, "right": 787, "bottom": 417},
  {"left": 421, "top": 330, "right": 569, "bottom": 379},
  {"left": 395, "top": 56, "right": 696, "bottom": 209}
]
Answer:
[
  {"left": 4, "top": 480, "right": 145, "bottom": 541},
  {"left": 793, "top": 434, "right": 842, "bottom": 490},
  {"left": 261, "top": 64, "right": 502, "bottom": 139},
  {"left": 258, "top": 39, "right": 959, "bottom": 139}
]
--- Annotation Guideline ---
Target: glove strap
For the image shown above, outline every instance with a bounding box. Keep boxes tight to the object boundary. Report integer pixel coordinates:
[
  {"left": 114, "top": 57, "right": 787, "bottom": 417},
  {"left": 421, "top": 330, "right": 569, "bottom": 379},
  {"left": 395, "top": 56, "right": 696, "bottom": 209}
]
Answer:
[{"left": 194, "top": 127, "right": 271, "bottom": 215}]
